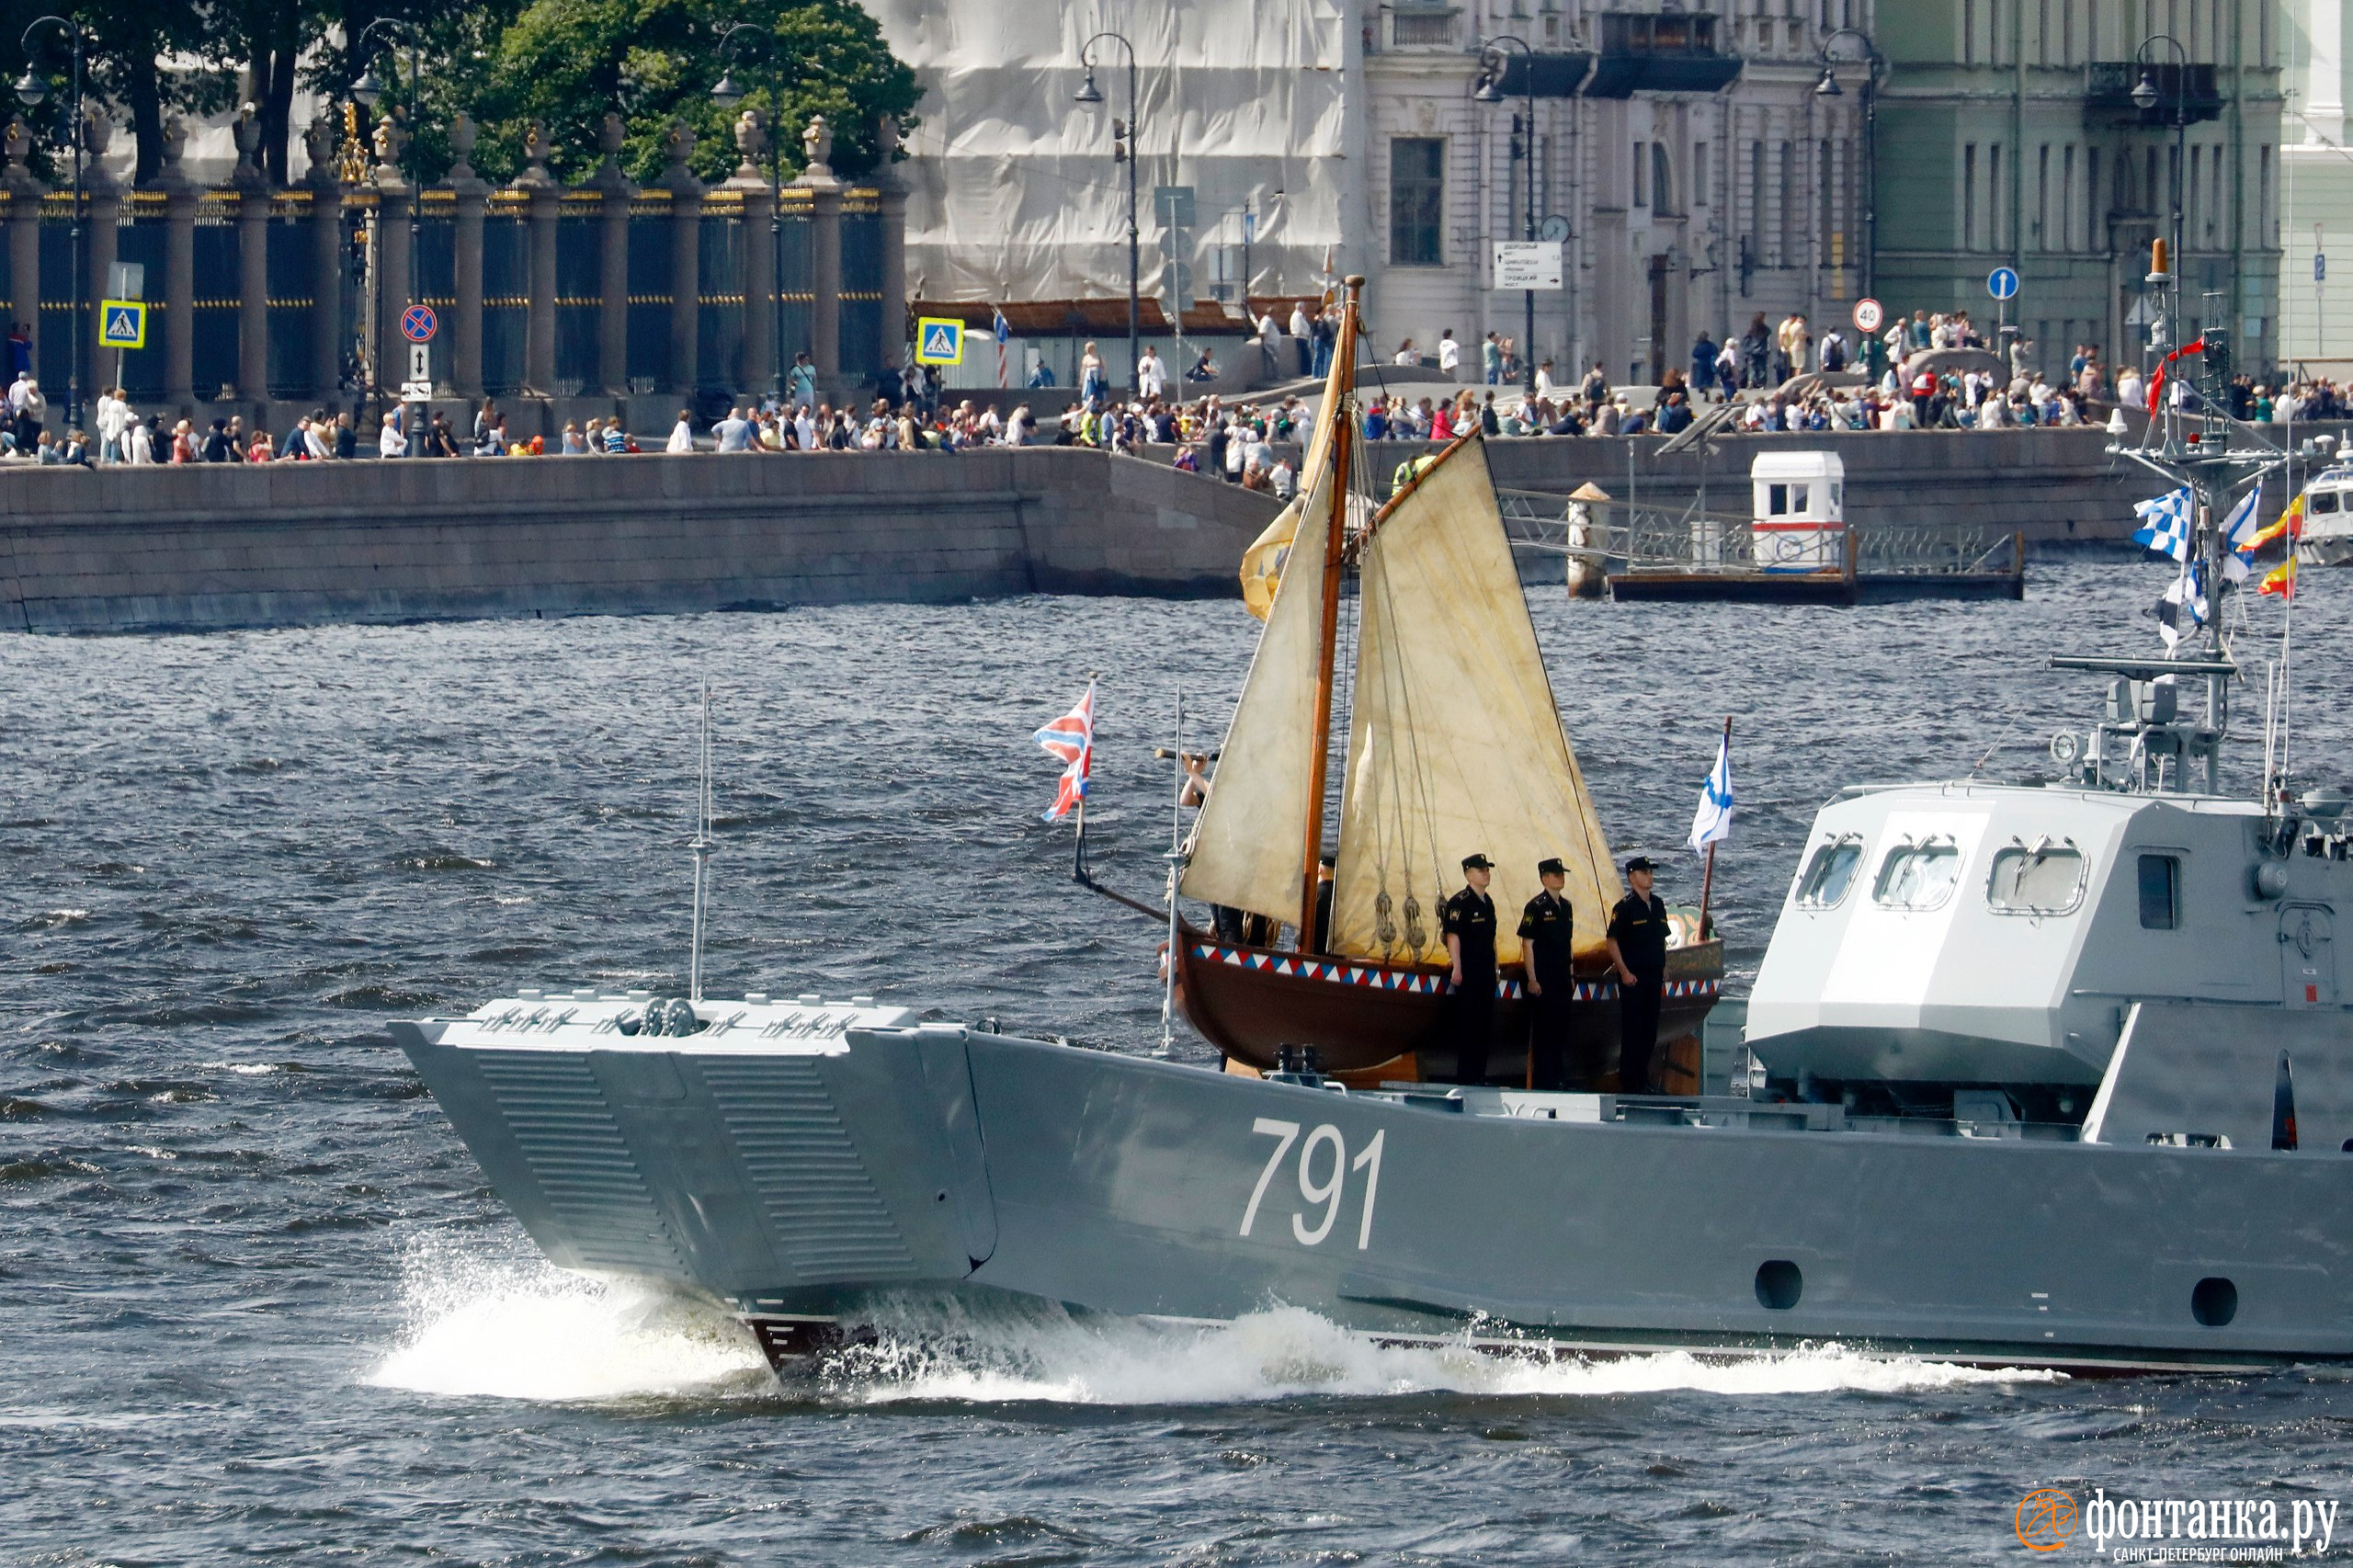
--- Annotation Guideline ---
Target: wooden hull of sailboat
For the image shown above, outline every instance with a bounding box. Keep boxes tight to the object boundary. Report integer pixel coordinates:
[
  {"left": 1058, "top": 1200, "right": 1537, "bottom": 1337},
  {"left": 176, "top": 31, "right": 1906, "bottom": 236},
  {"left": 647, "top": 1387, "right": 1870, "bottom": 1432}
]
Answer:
[{"left": 1174, "top": 923, "right": 1723, "bottom": 1085}]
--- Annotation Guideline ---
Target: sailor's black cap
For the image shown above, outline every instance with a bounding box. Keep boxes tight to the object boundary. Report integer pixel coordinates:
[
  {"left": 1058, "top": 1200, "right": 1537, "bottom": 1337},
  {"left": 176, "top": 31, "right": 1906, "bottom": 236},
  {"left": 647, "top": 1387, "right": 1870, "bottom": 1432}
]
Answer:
[
  {"left": 1537, "top": 857, "right": 1567, "bottom": 876},
  {"left": 1461, "top": 852, "right": 1494, "bottom": 870}
]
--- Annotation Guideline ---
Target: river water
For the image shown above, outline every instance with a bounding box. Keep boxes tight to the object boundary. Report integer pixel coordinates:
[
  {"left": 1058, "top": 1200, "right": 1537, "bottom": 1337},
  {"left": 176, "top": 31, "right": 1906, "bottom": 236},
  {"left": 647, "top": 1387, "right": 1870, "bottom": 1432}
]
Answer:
[{"left": 7, "top": 561, "right": 2353, "bottom": 1564}]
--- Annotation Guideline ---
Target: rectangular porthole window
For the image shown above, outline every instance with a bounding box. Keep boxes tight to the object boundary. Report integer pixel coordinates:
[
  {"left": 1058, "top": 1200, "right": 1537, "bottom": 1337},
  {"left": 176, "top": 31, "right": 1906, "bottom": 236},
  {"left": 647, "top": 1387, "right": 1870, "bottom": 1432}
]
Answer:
[
  {"left": 1873, "top": 841, "right": 1962, "bottom": 911},
  {"left": 1795, "top": 838, "right": 1863, "bottom": 908},
  {"left": 1768, "top": 483, "right": 1789, "bottom": 514},
  {"left": 2138, "top": 853, "right": 2180, "bottom": 929},
  {"left": 1987, "top": 844, "right": 2086, "bottom": 915},
  {"left": 2312, "top": 490, "right": 2342, "bottom": 515}
]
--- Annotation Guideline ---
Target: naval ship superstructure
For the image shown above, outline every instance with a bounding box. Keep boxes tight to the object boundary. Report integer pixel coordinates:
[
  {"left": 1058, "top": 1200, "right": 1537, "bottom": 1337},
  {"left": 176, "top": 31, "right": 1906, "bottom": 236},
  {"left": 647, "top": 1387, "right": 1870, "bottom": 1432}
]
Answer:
[{"left": 396, "top": 257, "right": 2353, "bottom": 1374}]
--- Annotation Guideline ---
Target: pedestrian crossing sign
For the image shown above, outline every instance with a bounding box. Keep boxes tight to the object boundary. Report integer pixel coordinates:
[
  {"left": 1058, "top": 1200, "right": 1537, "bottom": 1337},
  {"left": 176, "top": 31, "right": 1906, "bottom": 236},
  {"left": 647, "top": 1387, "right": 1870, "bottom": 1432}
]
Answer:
[
  {"left": 915, "top": 316, "right": 965, "bottom": 366},
  {"left": 99, "top": 301, "right": 147, "bottom": 350}
]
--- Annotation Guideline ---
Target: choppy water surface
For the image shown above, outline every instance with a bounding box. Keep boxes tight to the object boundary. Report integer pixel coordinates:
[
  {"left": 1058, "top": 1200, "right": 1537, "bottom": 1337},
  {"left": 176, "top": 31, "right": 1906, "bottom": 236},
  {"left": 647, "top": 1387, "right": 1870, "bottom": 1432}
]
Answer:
[{"left": 8, "top": 562, "right": 2353, "bottom": 1565}]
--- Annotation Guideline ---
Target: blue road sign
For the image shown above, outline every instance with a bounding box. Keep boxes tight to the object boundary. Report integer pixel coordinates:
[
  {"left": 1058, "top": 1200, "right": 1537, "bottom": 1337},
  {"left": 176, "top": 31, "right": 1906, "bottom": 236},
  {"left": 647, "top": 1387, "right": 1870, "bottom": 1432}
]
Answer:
[
  {"left": 1987, "top": 267, "right": 2020, "bottom": 301},
  {"left": 2318, "top": 254, "right": 2329, "bottom": 283}
]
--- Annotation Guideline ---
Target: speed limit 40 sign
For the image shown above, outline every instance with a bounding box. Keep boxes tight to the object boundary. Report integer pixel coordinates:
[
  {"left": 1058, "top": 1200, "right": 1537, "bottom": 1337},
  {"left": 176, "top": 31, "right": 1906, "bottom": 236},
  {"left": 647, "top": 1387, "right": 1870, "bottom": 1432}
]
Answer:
[{"left": 1852, "top": 297, "right": 1884, "bottom": 334}]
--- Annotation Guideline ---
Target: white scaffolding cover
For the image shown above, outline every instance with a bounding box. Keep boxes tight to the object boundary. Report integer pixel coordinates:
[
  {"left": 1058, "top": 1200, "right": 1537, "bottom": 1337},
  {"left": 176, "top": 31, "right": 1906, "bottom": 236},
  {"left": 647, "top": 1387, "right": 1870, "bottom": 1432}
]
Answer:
[{"left": 867, "top": 0, "right": 1353, "bottom": 306}]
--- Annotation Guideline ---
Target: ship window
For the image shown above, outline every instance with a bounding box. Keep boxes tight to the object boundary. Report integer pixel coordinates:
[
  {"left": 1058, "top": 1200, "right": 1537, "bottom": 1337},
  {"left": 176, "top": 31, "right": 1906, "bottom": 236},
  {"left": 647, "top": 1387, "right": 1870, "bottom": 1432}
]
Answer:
[
  {"left": 1795, "top": 837, "right": 1863, "bottom": 907},
  {"left": 2138, "top": 853, "right": 2180, "bottom": 929},
  {"left": 1873, "top": 841, "right": 1962, "bottom": 910},
  {"left": 1768, "top": 483, "right": 1789, "bottom": 514},
  {"left": 2313, "top": 490, "right": 2342, "bottom": 514},
  {"left": 1986, "top": 843, "right": 2086, "bottom": 915},
  {"left": 1791, "top": 483, "right": 1810, "bottom": 513}
]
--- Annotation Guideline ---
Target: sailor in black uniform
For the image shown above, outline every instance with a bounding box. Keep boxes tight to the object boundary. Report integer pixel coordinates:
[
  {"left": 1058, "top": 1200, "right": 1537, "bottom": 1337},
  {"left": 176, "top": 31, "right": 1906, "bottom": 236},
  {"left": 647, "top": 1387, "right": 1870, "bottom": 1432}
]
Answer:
[
  {"left": 1606, "top": 856, "right": 1670, "bottom": 1095},
  {"left": 1442, "top": 853, "right": 1498, "bottom": 1085},
  {"left": 1518, "top": 857, "right": 1575, "bottom": 1090}
]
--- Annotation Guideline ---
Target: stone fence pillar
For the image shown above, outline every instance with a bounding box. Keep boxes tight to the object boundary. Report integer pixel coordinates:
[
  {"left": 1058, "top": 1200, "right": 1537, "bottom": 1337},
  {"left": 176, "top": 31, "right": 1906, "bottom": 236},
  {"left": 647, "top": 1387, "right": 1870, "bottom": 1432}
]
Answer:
[
  {"left": 792, "top": 117, "right": 843, "bottom": 394},
  {"left": 514, "top": 122, "right": 559, "bottom": 395},
  {"left": 724, "top": 111, "right": 777, "bottom": 396},
  {"left": 658, "top": 120, "right": 703, "bottom": 397},
  {"left": 2, "top": 121, "right": 44, "bottom": 370},
  {"left": 233, "top": 108, "right": 270, "bottom": 403},
  {"left": 449, "top": 115, "right": 488, "bottom": 399},
  {"left": 588, "top": 114, "right": 631, "bottom": 397},
  {"left": 369, "top": 117, "right": 414, "bottom": 403},
  {"left": 155, "top": 117, "right": 198, "bottom": 407},
  {"left": 873, "top": 117, "right": 909, "bottom": 374},
  {"left": 303, "top": 114, "right": 344, "bottom": 403},
  {"left": 82, "top": 111, "right": 120, "bottom": 410}
]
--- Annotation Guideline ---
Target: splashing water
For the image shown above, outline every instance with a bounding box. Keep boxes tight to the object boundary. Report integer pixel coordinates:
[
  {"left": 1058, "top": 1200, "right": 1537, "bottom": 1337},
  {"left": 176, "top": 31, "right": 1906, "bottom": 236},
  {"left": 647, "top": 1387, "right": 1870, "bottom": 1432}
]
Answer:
[
  {"left": 367, "top": 1237, "right": 2061, "bottom": 1409},
  {"left": 366, "top": 1237, "right": 772, "bottom": 1403}
]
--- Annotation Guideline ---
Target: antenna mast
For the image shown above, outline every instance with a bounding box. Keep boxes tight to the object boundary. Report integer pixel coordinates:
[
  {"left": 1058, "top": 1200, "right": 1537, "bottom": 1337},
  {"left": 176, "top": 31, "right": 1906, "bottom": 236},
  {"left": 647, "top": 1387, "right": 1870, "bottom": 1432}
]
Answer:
[{"left": 688, "top": 680, "right": 713, "bottom": 1004}]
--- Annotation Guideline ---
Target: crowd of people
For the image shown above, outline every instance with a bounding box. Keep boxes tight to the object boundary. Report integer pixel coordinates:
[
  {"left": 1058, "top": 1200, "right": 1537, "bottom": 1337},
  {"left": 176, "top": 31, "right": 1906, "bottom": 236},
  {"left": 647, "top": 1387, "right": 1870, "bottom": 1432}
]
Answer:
[{"left": 11, "top": 299, "right": 2353, "bottom": 471}]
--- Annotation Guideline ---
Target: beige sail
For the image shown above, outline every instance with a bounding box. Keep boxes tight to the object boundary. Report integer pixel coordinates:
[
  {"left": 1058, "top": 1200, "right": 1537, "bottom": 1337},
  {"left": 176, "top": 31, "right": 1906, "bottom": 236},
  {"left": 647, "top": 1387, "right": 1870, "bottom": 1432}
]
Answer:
[
  {"left": 1330, "top": 436, "right": 1622, "bottom": 968},
  {"left": 1239, "top": 343, "right": 1351, "bottom": 621},
  {"left": 1179, "top": 449, "right": 1336, "bottom": 923}
]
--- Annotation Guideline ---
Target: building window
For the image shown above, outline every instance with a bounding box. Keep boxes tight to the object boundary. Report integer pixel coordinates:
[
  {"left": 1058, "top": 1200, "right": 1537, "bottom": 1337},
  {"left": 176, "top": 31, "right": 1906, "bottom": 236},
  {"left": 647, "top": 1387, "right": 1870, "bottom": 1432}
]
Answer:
[
  {"left": 1693, "top": 142, "right": 1710, "bottom": 208},
  {"left": 2086, "top": 148, "right": 2100, "bottom": 246},
  {"left": 2188, "top": 145, "right": 2200, "bottom": 246},
  {"left": 1389, "top": 137, "right": 1444, "bottom": 266},
  {"left": 2062, "top": 144, "right": 2075, "bottom": 250},
  {"left": 2037, "top": 144, "right": 2050, "bottom": 250},
  {"left": 1654, "top": 142, "right": 1674, "bottom": 212},
  {"left": 1391, "top": 9, "right": 1455, "bottom": 47},
  {"left": 1819, "top": 140, "right": 1835, "bottom": 262},
  {"left": 2038, "top": 0, "right": 2051, "bottom": 62},
  {"left": 1963, "top": 0, "right": 1977, "bottom": 63},
  {"left": 2062, "top": 0, "right": 2075, "bottom": 62},
  {"left": 1779, "top": 142, "right": 1795, "bottom": 263},
  {"left": 1964, "top": 143, "right": 1978, "bottom": 251},
  {"left": 2261, "top": 144, "right": 2274, "bottom": 243},
  {"left": 1989, "top": 143, "right": 2003, "bottom": 250},
  {"left": 2137, "top": 853, "right": 2180, "bottom": 929},
  {"left": 1750, "top": 140, "right": 1766, "bottom": 257},
  {"left": 1633, "top": 141, "right": 1649, "bottom": 207}
]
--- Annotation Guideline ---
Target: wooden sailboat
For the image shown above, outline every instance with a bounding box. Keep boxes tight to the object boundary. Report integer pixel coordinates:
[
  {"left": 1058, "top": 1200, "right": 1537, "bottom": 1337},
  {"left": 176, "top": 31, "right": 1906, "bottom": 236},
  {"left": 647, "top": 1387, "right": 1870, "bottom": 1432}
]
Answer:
[{"left": 1173, "top": 277, "right": 1723, "bottom": 1085}]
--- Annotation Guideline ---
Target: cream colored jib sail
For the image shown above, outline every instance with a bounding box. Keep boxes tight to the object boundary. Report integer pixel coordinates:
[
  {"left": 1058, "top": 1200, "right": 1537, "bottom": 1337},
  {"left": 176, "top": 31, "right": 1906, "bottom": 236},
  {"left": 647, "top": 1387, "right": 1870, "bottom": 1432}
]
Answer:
[{"left": 1331, "top": 436, "right": 1621, "bottom": 968}]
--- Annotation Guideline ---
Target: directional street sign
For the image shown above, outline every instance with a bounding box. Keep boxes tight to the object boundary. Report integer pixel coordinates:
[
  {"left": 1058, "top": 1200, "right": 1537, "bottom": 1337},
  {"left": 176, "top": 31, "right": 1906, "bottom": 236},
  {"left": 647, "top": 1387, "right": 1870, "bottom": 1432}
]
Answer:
[
  {"left": 1154, "top": 185, "right": 1196, "bottom": 230},
  {"left": 915, "top": 316, "right": 965, "bottom": 366},
  {"left": 98, "top": 301, "right": 146, "bottom": 350},
  {"left": 1493, "top": 241, "right": 1564, "bottom": 290},
  {"left": 2318, "top": 254, "right": 2328, "bottom": 283},
  {"left": 106, "top": 261, "right": 145, "bottom": 301},
  {"left": 1987, "top": 266, "right": 2020, "bottom": 301},
  {"left": 401, "top": 304, "right": 438, "bottom": 343},
  {"left": 408, "top": 343, "right": 432, "bottom": 384},
  {"left": 400, "top": 381, "right": 434, "bottom": 401},
  {"left": 1852, "top": 297, "right": 1884, "bottom": 334}
]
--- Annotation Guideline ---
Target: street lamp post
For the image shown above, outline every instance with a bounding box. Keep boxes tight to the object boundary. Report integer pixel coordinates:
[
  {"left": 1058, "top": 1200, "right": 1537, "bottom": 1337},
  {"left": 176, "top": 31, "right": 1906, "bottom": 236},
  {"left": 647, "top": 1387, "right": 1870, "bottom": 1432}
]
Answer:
[
  {"left": 1474, "top": 36, "right": 1538, "bottom": 401},
  {"left": 1074, "top": 32, "right": 1139, "bottom": 401},
  {"left": 710, "top": 23, "right": 787, "bottom": 403},
  {"left": 1814, "top": 27, "right": 1886, "bottom": 373},
  {"left": 2131, "top": 33, "right": 2190, "bottom": 447},
  {"left": 351, "top": 18, "right": 425, "bottom": 455},
  {"left": 15, "top": 16, "right": 88, "bottom": 437}
]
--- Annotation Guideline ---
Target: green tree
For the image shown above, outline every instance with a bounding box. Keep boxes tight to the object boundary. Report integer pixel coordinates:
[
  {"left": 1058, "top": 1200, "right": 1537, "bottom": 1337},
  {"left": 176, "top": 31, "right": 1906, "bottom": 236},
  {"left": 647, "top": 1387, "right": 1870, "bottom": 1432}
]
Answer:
[{"left": 448, "top": 0, "right": 915, "bottom": 187}]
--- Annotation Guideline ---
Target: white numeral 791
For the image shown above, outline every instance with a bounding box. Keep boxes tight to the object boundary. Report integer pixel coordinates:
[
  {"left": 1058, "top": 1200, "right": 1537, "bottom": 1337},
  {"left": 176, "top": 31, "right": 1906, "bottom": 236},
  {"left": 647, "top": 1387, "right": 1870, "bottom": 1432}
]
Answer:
[{"left": 1238, "top": 1118, "right": 1385, "bottom": 1250}]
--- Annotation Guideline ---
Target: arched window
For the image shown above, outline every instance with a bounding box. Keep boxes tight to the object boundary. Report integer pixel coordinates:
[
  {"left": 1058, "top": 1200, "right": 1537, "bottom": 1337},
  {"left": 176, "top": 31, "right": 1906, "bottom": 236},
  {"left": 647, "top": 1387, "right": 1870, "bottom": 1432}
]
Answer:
[{"left": 1653, "top": 143, "right": 1674, "bottom": 212}]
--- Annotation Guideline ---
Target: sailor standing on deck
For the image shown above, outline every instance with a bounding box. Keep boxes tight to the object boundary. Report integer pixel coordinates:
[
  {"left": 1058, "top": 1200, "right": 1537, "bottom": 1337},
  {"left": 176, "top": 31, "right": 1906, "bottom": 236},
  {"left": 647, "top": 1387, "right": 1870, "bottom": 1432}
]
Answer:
[
  {"left": 1518, "top": 858, "right": 1575, "bottom": 1090},
  {"left": 1607, "top": 857, "right": 1670, "bottom": 1095},
  {"left": 1443, "top": 854, "right": 1499, "bottom": 1085}
]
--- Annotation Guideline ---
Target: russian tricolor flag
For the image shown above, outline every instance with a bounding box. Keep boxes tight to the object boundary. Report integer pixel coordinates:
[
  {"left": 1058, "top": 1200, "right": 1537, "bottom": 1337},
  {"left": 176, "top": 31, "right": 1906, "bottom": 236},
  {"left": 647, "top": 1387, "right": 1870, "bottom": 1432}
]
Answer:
[{"left": 1035, "top": 682, "right": 1096, "bottom": 822}]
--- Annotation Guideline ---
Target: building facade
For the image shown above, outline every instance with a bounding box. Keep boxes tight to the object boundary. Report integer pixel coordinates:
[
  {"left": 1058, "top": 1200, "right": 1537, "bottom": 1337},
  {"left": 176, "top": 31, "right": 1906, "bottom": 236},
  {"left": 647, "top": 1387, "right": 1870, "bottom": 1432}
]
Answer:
[
  {"left": 873, "top": 0, "right": 1881, "bottom": 387},
  {"left": 1362, "top": 0, "right": 1875, "bottom": 386},
  {"left": 1873, "top": 0, "right": 2284, "bottom": 378},
  {"left": 2279, "top": 0, "right": 2353, "bottom": 367}
]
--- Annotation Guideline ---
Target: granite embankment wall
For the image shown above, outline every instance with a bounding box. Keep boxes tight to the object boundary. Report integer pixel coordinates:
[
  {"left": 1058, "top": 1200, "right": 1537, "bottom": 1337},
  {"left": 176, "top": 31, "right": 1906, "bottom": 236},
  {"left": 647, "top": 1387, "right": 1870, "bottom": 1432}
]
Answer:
[
  {"left": 0, "top": 425, "right": 2281, "bottom": 634},
  {"left": 0, "top": 449, "right": 1282, "bottom": 634}
]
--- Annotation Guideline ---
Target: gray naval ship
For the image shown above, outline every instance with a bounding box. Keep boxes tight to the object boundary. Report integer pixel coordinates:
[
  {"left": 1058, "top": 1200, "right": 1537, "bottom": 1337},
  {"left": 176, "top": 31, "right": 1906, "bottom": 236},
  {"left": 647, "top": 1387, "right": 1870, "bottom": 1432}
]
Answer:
[{"left": 396, "top": 306, "right": 2353, "bottom": 1379}]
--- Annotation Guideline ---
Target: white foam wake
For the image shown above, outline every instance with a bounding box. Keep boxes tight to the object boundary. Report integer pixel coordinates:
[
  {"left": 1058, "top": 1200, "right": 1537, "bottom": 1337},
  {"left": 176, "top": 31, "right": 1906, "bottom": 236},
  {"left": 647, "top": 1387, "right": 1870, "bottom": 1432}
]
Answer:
[
  {"left": 365, "top": 1236, "right": 2063, "bottom": 1407},
  {"left": 365, "top": 1236, "right": 771, "bottom": 1403},
  {"left": 827, "top": 1299, "right": 2065, "bottom": 1406}
]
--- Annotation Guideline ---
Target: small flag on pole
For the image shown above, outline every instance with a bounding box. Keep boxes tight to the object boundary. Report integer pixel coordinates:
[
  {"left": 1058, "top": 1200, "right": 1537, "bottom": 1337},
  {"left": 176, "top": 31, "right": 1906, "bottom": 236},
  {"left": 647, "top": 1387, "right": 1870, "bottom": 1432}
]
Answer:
[
  {"left": 1688, "top": 727, "right": 1733, "bottom": 855},
  {"left": 1035, "top": 682, "right": 1096, "bottom": 822},
  {"left": 2131, "top": 487, "right": 2194, "bottom": 562},
  {"left": 2221, "top": 480, "right": 2264, "bottom": 583},
  {"left": 2261, "top": 556, "right": 2299, "bottom": 600}
]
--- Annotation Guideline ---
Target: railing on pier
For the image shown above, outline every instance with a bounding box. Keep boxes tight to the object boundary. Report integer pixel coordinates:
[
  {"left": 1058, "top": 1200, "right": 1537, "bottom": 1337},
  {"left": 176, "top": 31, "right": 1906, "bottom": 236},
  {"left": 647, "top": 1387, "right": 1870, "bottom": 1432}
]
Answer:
[{"left": 1496, "top": 488, "right": 2024, "bottom": 583}]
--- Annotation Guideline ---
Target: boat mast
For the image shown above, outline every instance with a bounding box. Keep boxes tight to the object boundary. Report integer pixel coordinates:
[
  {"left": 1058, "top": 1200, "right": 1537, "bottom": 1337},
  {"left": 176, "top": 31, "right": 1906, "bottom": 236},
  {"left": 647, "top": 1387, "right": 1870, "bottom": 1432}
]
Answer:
[{"left": 1297, "top": 275, "right": 1362, "bottom": 946}]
